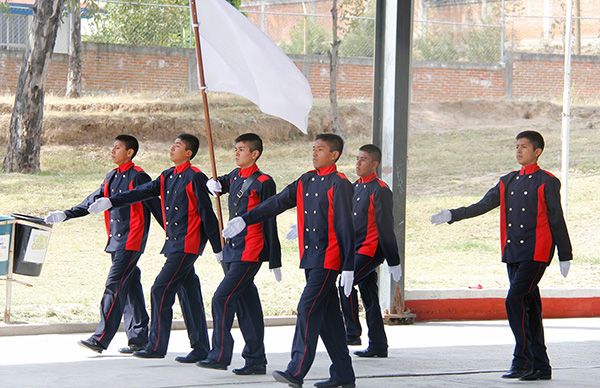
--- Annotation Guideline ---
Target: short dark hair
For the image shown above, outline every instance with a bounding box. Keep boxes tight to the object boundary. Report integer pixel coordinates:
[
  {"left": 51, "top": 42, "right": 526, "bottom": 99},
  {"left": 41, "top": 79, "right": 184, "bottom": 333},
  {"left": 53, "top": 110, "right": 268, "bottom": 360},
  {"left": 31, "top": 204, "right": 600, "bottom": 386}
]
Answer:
[
  {"left": 516, "top": 130, "right": 545, "bottom": 151},
  {"left": 359, "top": 144, "right": 382, "bottom": 163},
  {"left": 235, "top": 133, "right": 263, "bottom": 159},
  {"left": 177, "top": 133, "right": 200, "bottom": 160},
  {"left": 114, "top": 134, "right": 139, "bottom": 159},
  {"left": 315, "top": 133, "right": 344, "bottom": 161}
]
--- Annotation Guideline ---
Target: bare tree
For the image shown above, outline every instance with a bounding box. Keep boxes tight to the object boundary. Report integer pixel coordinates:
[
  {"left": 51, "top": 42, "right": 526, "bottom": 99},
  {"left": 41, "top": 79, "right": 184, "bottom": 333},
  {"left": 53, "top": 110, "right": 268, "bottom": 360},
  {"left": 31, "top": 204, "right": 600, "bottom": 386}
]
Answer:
[
  {"left": 329, "top": 0, "right": 367, "bottom": 135},
  {"left": 3, "top": 0, "right": 66, "bottom": 173},
  {"left": 66, "top": 0, "right": 82, "bottom": 97}
]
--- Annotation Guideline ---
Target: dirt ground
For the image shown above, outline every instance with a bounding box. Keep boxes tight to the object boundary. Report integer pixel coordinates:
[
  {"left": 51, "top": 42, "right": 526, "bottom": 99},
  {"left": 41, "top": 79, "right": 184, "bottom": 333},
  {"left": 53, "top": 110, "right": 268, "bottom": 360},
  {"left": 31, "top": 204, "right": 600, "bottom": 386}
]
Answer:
[{"left": 2, "top": 93, "right": 599, "bottom": 147}]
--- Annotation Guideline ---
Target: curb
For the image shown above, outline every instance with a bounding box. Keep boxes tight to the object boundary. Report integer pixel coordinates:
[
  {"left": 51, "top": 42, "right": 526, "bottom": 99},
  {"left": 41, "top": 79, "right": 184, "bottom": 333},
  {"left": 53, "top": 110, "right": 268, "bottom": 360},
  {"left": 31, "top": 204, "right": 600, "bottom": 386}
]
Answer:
[{"left": 0, "top": 316, "right": 297, "bottom": 337}]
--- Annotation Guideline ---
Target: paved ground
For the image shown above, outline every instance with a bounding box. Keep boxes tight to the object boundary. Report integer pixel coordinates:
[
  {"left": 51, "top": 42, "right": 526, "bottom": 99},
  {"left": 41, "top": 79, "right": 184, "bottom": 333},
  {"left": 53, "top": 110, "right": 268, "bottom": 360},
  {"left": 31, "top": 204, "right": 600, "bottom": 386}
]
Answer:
[{"left": 1, "top": 318, "right": 599, "bottom": 387}]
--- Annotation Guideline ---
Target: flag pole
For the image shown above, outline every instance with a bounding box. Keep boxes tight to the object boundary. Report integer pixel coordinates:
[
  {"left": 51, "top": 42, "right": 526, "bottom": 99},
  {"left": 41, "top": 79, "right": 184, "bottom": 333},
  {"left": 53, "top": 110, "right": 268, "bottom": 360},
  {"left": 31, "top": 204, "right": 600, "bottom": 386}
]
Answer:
[{"left": 190, "top": 0, "right": 225, "bottom": 246}]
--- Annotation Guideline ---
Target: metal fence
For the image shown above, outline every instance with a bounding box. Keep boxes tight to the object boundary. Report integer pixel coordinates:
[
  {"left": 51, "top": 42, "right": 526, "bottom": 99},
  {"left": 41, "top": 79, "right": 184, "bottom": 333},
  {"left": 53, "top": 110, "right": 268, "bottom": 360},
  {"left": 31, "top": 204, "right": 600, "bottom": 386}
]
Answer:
[{"left": 0, "top": 7, "right": 29, "bottom": 50}]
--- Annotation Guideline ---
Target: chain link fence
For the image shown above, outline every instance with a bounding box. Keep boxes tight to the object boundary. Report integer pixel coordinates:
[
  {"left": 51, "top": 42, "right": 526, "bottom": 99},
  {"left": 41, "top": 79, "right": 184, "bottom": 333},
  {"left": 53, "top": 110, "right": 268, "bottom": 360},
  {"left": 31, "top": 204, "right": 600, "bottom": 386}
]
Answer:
[{"left": 0, "top": 6, "right": 29, "bottom": 50}]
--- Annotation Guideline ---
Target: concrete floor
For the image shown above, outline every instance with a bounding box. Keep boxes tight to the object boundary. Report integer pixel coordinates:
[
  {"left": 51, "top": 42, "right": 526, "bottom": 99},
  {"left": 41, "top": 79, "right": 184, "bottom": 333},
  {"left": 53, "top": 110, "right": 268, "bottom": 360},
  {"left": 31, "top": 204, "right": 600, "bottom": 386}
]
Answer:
[{"left": 1, "top": 318, "right": 599, "bottom": 387}]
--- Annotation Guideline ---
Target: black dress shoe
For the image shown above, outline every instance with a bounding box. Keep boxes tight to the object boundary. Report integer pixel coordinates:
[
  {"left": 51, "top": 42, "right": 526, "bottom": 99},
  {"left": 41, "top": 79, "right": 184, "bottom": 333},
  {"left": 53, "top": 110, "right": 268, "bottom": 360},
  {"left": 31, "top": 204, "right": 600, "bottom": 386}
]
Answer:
[
  {"left": 78, "top": 338, "right": 104, "bottom": 354},
  {"left": 314, "top": 378, "right": 356, "bottom": 387},
  {"left": 520, "top": 369, "right": 552, "bottom": 381},
  {"left": 232, "top": 364, "right": 267, "bottom": 375},
  {"left": 175, "top": 350, "right": 207, "bottom": 364},
  {"left": 346, "top": 337, "right": 361, "bottom": 346},
  {"left": 272, "top": 370, "right": 303, "bottom": 387},
  {"left": 118, "top": 343, "right": 146, "bottom": 354},
  {"left": 354, "top": 348, "right": 387, "bottom": 358},
  {"left": 132, "top": 349, "right": 165, "bottom": 359},
  {"left": 197, "top": 359, "right": 228, "bottom": 370},
  {"left": 501, "top": 368, "right": 530, "bottom": 379}
]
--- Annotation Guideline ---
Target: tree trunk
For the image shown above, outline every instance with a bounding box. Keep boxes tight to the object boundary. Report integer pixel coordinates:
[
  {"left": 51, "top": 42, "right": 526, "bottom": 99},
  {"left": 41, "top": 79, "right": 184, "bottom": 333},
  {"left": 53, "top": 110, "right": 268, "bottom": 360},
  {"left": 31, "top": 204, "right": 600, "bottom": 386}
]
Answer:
[
  {"left": 329, "top": 0, "right": 341, "bottom": 135},
  {"left": 3, "top": 0, "right": 65, "bottom": 173},
  {"left": 66, "top": 0, "right": 82, "bottom": 98}
]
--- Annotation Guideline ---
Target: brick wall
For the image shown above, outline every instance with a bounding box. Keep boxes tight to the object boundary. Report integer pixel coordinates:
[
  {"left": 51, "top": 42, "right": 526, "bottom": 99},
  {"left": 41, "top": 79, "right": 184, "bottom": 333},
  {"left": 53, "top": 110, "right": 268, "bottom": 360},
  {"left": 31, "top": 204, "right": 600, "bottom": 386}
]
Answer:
[{"left": 3, "top": 43, "right": 600, "bottom": 103}]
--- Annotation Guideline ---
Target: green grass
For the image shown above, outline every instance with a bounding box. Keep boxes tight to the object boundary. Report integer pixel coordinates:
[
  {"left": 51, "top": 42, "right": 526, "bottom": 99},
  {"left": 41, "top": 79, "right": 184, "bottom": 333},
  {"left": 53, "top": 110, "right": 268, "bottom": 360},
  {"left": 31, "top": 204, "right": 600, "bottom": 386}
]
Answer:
[{"left": 1, "top": 123, "right": 599, "bottom": 323}]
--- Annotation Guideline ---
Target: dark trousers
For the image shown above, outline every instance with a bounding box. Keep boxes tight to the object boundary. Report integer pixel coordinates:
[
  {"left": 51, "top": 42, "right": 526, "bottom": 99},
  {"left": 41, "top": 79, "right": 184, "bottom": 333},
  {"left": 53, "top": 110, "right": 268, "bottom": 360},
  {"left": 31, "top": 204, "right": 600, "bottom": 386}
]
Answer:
[
  {"left": 506, "top": 261, "right": 551, "bottom": 372},
  {"left": 91, "top": 250, "right": 149, "bottom": 349},
  {"left": 147, "top": 252, "right": 209, "bottom": 356},
  {"left": 207, "top": 261, "right": 265, "bottom": 366},
  {"left": 286, "top": 268, "right": 355, "bottom": 384},
  {"left": 339, "top": 254, "right": 387, "bottom": 351}
]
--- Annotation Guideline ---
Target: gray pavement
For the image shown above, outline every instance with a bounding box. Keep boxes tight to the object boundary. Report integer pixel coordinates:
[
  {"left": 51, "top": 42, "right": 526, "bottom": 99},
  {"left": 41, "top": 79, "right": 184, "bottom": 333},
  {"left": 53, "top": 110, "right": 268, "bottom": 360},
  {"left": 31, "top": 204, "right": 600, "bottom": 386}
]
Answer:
[{"left": 0, "top": 318, "right": 599, "bottom": 387}]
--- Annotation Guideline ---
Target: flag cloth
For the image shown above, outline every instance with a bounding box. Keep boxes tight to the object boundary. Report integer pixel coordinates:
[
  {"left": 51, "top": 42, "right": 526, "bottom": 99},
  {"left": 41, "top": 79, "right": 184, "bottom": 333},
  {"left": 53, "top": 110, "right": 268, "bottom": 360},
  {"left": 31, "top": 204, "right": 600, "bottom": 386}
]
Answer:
[{"left": 195, "top": 0, "right": 313, "bottom": 133}]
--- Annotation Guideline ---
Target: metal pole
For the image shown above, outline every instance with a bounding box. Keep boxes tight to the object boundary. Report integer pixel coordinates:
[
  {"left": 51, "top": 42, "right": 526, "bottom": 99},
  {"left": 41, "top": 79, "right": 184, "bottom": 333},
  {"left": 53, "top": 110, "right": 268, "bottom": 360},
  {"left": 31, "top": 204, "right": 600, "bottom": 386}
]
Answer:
[
  {"left": 189, "top": 0, "right": 225, "bottom": 247},
  {"left": 4, "top": 220, "right": 15, "bottom": 323},
  {"left": 561, "top": 0, "right": 573, "bottom": 212},
  {"left": 500, "top": 0, "right": 506, "bottom": 64}
]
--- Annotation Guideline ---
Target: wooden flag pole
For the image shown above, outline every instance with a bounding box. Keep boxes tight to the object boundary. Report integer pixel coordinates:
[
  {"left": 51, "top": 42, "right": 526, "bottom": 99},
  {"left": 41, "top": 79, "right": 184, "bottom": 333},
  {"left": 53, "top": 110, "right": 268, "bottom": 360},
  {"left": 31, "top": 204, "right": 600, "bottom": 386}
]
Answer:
[{"left": 190, "top": 0, "right": 225, "bottom": 246}]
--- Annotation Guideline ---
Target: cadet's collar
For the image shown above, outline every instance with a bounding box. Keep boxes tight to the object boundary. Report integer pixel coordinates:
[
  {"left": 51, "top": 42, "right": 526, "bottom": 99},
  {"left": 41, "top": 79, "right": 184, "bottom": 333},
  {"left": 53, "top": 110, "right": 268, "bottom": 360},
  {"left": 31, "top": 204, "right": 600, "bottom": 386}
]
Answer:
[
  {"left": 316, "top": 164, "right": 337, "bottom": 176},
  {"left": 519, "top": 163, "right": 540, "bottom": 175},
  {"left": 117, "top": 161, "right": 134, "bottom": 173},
  {"left": 174, "top": 161, "right": 191, "bottom": 175},
  {"left": 358, "top": 172, "right": 378, "bottom": 183},
  {"left": 239, "top": 163, "right": 259, "bottom": 178}
]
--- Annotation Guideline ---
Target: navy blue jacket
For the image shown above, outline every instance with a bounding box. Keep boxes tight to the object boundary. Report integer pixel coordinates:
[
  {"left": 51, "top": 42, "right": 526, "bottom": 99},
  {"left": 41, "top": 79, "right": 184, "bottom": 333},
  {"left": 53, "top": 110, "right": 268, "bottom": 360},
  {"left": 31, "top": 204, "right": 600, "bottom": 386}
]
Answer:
[
  {"left": 218, "top": 164, "right": 281, "bottom": 269},
  {"left": 449, "top": 163, "right": 572, "bottom": 264},
  {"left": 243, "top": 164, "right": 354, "bottom": 272},
  {"left": 352, "top": 173, "right": 400, "bottom": 266},
  {"left": 64, "top": 161, "right": 162, "bottom": 253},
  {"left": 110, "top": 161, "right": 222, "bottom": 256}
]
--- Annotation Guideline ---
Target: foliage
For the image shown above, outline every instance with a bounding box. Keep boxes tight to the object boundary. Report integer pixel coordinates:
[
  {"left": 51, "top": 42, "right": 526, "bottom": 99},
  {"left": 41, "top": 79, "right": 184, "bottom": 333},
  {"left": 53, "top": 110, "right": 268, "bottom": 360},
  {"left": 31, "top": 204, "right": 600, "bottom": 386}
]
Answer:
[
  {"left": 339, "top": 15, "right": 374, "bottom": 57},
  {"left": 414, "top": 27, "right": 460, "bottom": 62},
  {"left": 281, "top": 18, "right": 329, "bottom": 55}
]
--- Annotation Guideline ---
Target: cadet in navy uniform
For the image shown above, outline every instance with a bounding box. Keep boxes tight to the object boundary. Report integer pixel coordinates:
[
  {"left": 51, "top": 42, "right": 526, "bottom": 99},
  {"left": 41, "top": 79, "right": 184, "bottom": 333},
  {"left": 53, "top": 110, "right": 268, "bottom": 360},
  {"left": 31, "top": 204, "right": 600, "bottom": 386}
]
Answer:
[
  {"left": 44, "top": 135, "right": 162, "bottom": 354},
  {"left": 223, "top": 133, "right": 356, "bottom": 388},
  {"left": 339, "top": 144, "right": 402, "bottom": 357},
  {"left": 431, "top": 131, "right": 572, "bottom": 381},
  {"left": 196, "top": 133, "right": 281, "bottom": 374},
  {"left": 89, "top": 133, "right": 223, "bottom": 360}
]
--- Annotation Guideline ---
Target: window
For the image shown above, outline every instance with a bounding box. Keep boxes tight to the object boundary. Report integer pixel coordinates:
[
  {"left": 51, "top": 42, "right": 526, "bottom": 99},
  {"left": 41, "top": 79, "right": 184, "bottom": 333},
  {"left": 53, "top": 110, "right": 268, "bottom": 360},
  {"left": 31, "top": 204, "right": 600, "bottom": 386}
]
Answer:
[{"left": 0, "top": 13, "right": 29, "bottom": 50}]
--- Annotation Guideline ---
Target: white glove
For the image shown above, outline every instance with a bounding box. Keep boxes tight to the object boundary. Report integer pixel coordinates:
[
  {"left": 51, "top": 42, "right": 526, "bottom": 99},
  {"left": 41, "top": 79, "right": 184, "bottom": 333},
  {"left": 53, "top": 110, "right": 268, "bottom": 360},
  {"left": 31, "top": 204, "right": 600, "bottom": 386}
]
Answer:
[
  {"left": 560, "top": 261, "right": 570, "bottom": 278},
  {"left": 340, "top": 271, "right": 354, "bottom": 298},
  {"left": 389, "top": 264, "right": 402, "bottom": 282},
  {"left": 215, "top": 251, "right": 223, "bottom": 263},
  {"left": 286, "top": 224, "right": 298, "bottom": 240},
  {"left": 88, "top": 198, "right": 113, "bottom": 214},
  {"left": 44, "top": 210, "right": 67, "bottom": 224},
  {"left": 206, "top": 179, "right": 222, "bottom": 196},
  {"left": 271, "top": 267, "right": 282, "bottom": 282},
  {"left": 431, "top": 209, "right": 452, "bottom": 225},
  {"left": 222, "top": 217, "right": 246, "bottom": 239}
]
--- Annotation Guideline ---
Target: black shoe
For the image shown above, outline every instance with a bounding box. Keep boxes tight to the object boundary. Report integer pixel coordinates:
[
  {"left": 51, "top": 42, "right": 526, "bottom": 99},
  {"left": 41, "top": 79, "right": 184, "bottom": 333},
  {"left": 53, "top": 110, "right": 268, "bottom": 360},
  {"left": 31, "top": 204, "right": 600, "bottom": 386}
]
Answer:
[
  {"left": 175, "top": 350, "right": 207, "bottom": 364},
  {"left": 354, "top": 348, "right": 387, "bottom": 358},
  {"left": 346, "top": 337, "right": 361, "bottom": 346},
  {"left": 118, "top": 343, "right": 146, "bottom": 354},
  {"left": 501, "top": 367, "right": 530, "bottom": 379},
  {"left": 314, "top": 378, "right": 356, "bottom": 388},
  {"left": 519, "top": 369, "right": 552, "bottom": 381},
  {"left": 232, "top": 364, "right": 267, "bottom": 375},
  {"left": 272, "top": 370, "right": 303, "bottom": 387},
  {"left": 197, "top": 359, "right": 228, "bottom": 370},
  {"left": 78, "top": 338, "right": 104, "bottom": 354},
  {"left": 132, "top": 349, "right": 165, "bottom": 359}
]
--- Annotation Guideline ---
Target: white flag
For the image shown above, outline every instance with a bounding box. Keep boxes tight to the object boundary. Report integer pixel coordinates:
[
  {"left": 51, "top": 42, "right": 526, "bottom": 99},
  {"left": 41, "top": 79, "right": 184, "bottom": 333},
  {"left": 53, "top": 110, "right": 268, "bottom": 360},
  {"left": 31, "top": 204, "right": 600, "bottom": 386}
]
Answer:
[{"left": 195, "top": 0, "right": 313, "bottom": 133}]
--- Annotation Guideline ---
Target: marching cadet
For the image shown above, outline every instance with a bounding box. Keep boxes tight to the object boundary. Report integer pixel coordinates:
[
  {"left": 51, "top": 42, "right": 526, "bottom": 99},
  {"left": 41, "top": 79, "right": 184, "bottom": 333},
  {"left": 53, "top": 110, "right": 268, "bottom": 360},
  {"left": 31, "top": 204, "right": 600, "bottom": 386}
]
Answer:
[
  {"left": 89, "top": 133, "right": 222, "bottom": 361},
  {"left": 196, "top": 133, "right": 281, "bottom": 374},
  {"left": 44, "top": 135, "right": 162, "bottom": 354},
  {"left": 339, "top": 144, "right": 402, "bottom": 357},
  {"left": 223, "top": 133, "right": 356, "bottom": 388},
  {"left": 431, "top": 131, "right": 572, "bottom": 381}
]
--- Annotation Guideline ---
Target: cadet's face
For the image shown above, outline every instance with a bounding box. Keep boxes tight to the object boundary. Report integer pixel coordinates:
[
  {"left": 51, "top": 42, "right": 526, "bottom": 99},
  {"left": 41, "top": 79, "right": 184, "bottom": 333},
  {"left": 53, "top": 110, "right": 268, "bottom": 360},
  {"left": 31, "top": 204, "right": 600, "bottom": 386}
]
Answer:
[
  {"left": 312, "top": 139, "right": 339, "bottom": 169},
  {"left": 111, "top": 140, "right": 133, "bottom": 166},
  {"left": 355, "top": 151, "right": 378, "bottom": 177},
  {"left": 515, "top": 138, "right": 541, "bottom": 166},
  {"left": 170, "top": 138, "right": 192, "bottom": 165},
  {"left": 234, "top": 142, "right": 258, "bottom": 169}
]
